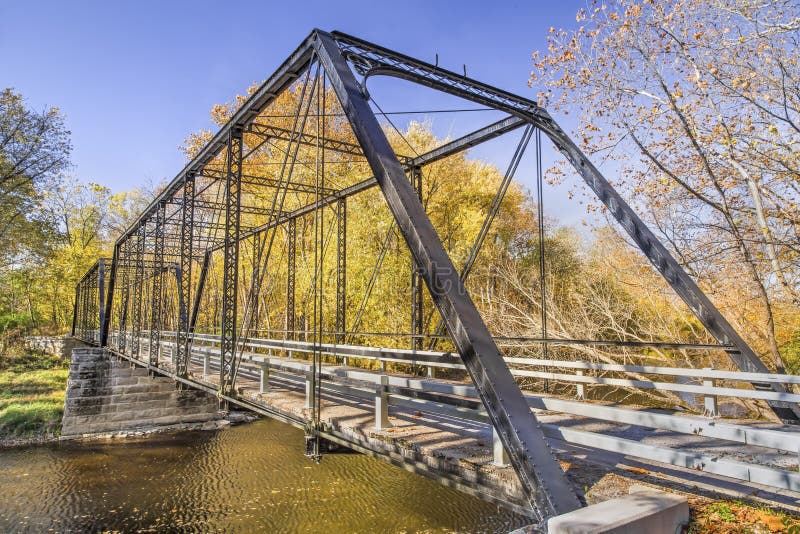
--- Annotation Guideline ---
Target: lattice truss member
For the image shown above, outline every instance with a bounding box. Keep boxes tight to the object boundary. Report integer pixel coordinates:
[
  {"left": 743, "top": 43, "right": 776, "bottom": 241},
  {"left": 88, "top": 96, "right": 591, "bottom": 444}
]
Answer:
[{"left": 71, "top": 30, "right": 800, "bottom": 522}]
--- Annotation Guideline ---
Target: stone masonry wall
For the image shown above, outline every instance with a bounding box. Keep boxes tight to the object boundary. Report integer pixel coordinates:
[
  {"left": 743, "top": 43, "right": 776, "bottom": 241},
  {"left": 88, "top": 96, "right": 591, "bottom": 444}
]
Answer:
[
  {"left": 61, "top": 348, "right": 220, "bottom": 438},
  {"left": 25, "top": 335, "right": 83, "bottom": 358}
]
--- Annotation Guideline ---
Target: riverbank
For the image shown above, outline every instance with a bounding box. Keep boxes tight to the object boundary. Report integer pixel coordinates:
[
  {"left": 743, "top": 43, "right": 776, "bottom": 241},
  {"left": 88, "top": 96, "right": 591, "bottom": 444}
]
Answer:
[
  {"left": 0, "top": 347, "right": 68, "bottom": 447},
  {"left": 689, "top": 498, "right": 799, "bottom": 533}
]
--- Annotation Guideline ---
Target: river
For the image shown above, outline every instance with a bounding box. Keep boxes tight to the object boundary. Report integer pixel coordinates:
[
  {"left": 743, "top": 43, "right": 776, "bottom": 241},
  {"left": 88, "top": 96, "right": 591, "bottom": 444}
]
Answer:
[{"left": 0, "top": 418, "right": 525, "bottom": 533}]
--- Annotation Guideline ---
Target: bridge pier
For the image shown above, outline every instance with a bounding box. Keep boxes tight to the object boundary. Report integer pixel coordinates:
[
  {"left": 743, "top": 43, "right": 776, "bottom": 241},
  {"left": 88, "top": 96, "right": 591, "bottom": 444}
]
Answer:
[{"left": 61, "top": 347, "right": 222, "bottom": 439}]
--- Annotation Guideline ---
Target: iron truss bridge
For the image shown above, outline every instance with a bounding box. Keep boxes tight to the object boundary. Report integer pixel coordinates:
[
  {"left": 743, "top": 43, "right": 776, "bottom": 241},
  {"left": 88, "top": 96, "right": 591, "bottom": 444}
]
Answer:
[{"left": 72, "top": 30, "right": 800, "bottom": 523}]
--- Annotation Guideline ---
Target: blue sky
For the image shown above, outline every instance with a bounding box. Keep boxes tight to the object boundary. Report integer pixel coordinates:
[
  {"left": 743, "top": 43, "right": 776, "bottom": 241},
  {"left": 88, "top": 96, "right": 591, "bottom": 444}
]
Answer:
[{"left": 0, "top": 0, "right": 585, "bottom": 215}]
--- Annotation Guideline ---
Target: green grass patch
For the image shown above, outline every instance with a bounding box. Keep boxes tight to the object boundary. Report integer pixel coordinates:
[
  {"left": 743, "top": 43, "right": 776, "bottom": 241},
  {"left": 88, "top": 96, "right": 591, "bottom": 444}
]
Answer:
[{"left": 0, "top": 347, "right": 68, "bottom": 439}]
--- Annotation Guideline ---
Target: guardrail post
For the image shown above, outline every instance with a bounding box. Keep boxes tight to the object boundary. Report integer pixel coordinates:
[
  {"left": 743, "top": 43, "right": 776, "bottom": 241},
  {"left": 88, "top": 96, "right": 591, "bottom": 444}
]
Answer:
[
  {"left": 492, "top": 427, "right": 509, "bottom": 466},
  {"left": 379, "top": 359, "right": 386, "bottom": 372},
  {"left": 427, "top": 366, "right": 435, "bottom": 378},
  {"left": 375, "top": 375, "right": 391, "bottom": 429},
  {"left": 576, "top": 369, "right": 585, "bottom": 400},
  {"left": 305, "top": 365, "right": 313, "bottom": 409},
  {"left": 703, "top": 368, "right": 718, "bottom": 418},
  {"left": 203, "top": 352, "right": 210, "bottom": 380},
  {"left": 259, "top": 359, "right": 270, "bottom": 394}
]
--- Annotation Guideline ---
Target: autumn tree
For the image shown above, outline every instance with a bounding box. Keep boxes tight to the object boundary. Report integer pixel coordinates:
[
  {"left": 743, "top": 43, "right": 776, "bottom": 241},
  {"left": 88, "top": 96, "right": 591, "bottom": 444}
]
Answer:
[
  {"left": 183, "top": 80, "right": 535, "bottom": 350},
  {"left": 33, "top": 179, "right": 151, "bottom": 329},
  {"left": 0, "top": 88, "right": 70, "bottom": 259},
  {"left": 530, "top": 0, "right": 800, "bottom": 371}
]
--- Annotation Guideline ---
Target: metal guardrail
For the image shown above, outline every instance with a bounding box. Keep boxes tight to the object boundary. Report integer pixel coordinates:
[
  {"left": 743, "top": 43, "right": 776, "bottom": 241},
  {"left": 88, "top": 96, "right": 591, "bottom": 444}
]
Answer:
[
  {"left": 106, "top": 331, "right": 800, "bottom": 494},
  {"left": 180, "top": 333, "right": 800, "bottom": 408}
]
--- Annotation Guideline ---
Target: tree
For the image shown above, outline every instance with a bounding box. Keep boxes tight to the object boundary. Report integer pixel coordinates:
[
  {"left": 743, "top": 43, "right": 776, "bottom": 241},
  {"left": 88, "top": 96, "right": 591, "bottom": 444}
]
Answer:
[
  {"left": 530, "top": 0, "right": 800, "bottom": 372},
  {"left": 32, "top": 178, "right": 151, "bottom": 329},
  {"left": 183, "top": 80, "right": 535, "bottom": 350},
  {"left": 0, "top": 88, "right": 70, "bottom": 257}
]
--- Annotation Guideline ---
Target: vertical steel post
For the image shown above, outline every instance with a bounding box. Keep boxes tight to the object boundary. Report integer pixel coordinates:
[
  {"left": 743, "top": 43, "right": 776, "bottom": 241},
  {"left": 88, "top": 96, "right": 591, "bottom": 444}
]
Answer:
[
  {"left": 98, "top": 259, "right": 106, "bottom": 346},
  {"left": 83, "top": 276, "right": 90, "bottom": 341},
  {"left": 71, "top": 285, "right": 79, "bottom": 337},
  {"left": 117, "top": 241, "right": 131, "bottom": 353},
  {"left": 100, "top": 244, "right": 117, "bottom": 347},
  {"left": 335, "top": 199, "right": 346, "bottom": 344},
  {"left": 131, "top": 224, "right": 145, "bottom": 359},
  {"left": 149, "top": 203, "right": 166, "bottom": 367},
  {"left": 410, "top": 166, "right": 423, "bottom": 353},
  {"left": 76, "top": 279, "right": 82, "bottom": 340},
  {"left": 177, "top": 172, "right": 195, "bottom": 378},
  {"left": 220, "top": 128, "right": 243, "bottom": 396},
  {"left": 286, "top": 218, "right": 296, "bottom": 342},
  {"left": 85, "top": 276, "right": 90, "bottom": 340}
]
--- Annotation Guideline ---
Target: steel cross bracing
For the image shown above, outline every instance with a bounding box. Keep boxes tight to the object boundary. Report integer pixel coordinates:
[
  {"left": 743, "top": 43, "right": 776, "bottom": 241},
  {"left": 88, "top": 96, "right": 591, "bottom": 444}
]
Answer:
[
  {"left": 149, "top": 202, "right": 166, "bottom": 367},
  {"left": 130, "top": 225, "right": 145, "bottom": 358},
  {"left": 116, "top": 242, "right": 130, "bottom": 352},
  {"left": 335, "top": 199, "right": 346, "bottom": 345},
  {"left": 70, "top": 29, "right": 800, "bottom": 523},
  {"left": 176, "top": 173, "right": 195, "bottom": 377},
  {"left": 220, "top": 128, "right": 243, "bottom": 397},
  {"left": 286, "top": 218, "right": 297, "bottom": 340},
  {"left": 409, "top": 166, "right": 423, "bottom": 352}
]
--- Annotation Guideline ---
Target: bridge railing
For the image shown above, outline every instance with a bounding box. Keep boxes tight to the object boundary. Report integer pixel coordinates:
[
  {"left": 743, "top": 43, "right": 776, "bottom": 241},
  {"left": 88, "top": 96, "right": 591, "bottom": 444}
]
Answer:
[
  {"left": 165, "top": 332, "right": 800, "bottom": 411},
  {"left": 106, "top": 331, "right": 800, "bottom": 493},
  {"left": 183, "top": 339, "right": 800, "bottom": 492}
]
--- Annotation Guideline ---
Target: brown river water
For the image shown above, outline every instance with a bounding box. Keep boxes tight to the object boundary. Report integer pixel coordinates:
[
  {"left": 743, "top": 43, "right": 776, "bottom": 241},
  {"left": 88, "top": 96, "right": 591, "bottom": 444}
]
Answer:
[{"left": 0, "top": 418, "right": 525, "bottom": 533}]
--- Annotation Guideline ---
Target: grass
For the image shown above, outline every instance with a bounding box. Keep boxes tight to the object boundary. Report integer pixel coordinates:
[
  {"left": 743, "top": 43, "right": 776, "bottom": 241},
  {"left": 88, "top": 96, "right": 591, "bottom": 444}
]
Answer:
[
  {"left": 0, "top": 346, "right": 69, "bottom": 440},
  {"left": 689, "top": 498, "right": 800, "bottom": 533}
]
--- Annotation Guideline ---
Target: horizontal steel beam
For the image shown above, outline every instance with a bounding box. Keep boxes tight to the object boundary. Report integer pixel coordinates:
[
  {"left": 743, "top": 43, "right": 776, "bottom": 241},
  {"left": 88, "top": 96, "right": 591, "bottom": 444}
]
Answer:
[
  {"left": 247, "top": 121, "right": 368, "bottom": 159},
  {"left": 214, "top": 116, "right": 532, "bottom": 251},
  {"left": 200, "top": 167, "right": 336, "bottom": 194}
]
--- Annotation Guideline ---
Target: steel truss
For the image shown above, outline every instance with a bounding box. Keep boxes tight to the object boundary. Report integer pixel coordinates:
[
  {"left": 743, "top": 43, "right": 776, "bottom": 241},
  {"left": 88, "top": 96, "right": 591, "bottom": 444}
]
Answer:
[
  {"left": 72, "top": 258, "right": 108, "bottom": 344},
  {"left": 71, "top": 29, "right": 799, "bottom": 523}
]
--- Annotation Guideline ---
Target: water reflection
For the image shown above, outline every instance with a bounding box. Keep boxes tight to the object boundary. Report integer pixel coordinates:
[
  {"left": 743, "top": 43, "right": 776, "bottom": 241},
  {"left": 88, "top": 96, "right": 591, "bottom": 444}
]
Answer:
[{"left": 0, "top": 418, "right": 525, "bottom": 533}]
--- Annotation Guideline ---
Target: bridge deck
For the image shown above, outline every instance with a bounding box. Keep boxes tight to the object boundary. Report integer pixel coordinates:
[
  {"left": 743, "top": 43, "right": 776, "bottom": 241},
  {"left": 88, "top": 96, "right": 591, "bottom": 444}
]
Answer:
[{"left": 107, "top": 345, "right": 800, "bottom": 516}]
